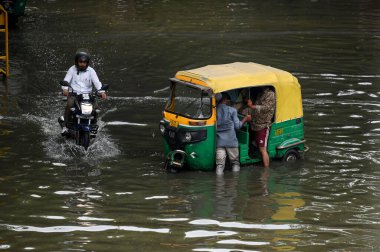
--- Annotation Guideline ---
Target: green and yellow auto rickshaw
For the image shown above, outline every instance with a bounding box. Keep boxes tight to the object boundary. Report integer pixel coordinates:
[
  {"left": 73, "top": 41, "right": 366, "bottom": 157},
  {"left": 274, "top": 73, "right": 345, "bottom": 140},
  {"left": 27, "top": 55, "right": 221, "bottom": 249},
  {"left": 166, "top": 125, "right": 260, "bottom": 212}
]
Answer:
[{"left": 159, "top": 62, "right": 308, "bottom": 171}]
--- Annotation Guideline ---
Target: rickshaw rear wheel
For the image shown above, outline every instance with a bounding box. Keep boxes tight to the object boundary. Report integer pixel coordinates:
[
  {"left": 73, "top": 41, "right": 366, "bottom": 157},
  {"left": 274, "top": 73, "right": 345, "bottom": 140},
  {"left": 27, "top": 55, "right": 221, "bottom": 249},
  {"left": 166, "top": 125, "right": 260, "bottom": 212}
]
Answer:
[{"left": 282, "top": 149, "right": 300, "bottom": 162}]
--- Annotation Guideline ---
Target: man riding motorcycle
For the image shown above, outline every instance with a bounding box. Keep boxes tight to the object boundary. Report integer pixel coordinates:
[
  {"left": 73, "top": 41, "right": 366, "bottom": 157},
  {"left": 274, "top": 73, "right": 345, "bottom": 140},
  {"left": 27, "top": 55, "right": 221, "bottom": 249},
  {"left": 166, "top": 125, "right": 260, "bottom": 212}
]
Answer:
[{"left": 61, "top": 50, "right": 107, "bottom": 135}]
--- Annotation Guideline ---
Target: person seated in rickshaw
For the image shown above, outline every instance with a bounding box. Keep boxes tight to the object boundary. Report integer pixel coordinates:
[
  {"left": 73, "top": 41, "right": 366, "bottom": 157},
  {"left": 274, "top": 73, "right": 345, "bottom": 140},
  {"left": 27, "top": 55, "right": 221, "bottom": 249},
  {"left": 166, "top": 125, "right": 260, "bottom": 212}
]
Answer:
[
  {"left": 244, "top": 86, "right": 275, "bottom": 168},
  {"left": 235, "top": 88, "right": 254, "bottom": 115}
]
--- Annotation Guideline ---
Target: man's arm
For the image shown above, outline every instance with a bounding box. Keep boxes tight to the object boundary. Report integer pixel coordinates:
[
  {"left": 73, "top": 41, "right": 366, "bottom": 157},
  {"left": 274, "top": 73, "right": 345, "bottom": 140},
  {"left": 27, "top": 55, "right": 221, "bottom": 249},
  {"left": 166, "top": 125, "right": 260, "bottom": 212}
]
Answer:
[
  {"left": 240, "top": 114, "right": 252, "bottom": 128},
  {"left": 257, "top": 91, "right": 275, "bottom": 113},
  {"left": 62, "top": 67, "right": 73, "bottom": 96},
  {"left": 90, "top": 68, "right": 107, "bottom": 100},
  {"left": 232, "top": 109, "right": 251, "bottom": 130},
  {"left": 247, "top": 91, "right": 275, "bottom": 114},
  {"left": 90, "top": 68, "right": 102, "bottom": 91}
]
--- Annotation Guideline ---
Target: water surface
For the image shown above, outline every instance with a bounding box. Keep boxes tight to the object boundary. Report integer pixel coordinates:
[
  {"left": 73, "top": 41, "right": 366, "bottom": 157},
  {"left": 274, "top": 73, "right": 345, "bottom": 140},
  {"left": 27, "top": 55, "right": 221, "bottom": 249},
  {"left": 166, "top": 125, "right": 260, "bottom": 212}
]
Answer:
[{"left": 0, "top": 0, "right": 379, "bottom": 251}]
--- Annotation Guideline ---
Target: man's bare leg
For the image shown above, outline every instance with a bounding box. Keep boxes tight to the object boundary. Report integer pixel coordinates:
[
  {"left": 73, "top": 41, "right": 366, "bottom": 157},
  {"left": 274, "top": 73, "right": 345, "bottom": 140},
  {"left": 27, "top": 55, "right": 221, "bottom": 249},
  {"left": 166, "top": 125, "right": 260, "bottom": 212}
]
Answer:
[{"left": 259, "top": 147, "right": 270, "bottom": 168}]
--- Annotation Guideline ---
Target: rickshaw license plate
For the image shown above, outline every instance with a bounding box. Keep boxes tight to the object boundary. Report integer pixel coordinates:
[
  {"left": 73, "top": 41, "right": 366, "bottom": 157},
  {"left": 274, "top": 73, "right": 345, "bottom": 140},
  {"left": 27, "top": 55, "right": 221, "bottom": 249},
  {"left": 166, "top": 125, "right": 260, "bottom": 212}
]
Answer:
[
  {"left": 169, "top": 120, "right": 179, "bottom": 128},
  {"left": 275, "top": 128, "right": 283, "bottom": 136}
]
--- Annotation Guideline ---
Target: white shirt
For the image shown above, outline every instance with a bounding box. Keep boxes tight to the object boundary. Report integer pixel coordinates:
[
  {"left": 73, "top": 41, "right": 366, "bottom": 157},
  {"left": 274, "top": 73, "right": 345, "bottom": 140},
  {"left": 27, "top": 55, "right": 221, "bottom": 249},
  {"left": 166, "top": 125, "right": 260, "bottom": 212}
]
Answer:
[{"left": 62, "top": 65, "right": 102, "bottom": 94}]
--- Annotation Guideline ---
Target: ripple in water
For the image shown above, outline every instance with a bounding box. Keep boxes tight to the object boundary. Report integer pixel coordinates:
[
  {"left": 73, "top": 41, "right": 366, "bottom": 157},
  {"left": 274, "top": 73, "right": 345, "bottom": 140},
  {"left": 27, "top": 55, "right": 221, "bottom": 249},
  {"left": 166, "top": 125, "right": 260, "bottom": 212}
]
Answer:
[{"left": 2, "top": 224, "right": 170, "bottom": 234}]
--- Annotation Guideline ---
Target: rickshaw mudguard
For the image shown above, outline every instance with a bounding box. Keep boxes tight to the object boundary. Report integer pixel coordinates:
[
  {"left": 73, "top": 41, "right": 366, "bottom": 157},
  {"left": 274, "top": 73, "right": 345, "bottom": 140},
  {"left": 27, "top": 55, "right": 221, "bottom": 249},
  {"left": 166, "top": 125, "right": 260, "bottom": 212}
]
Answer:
[
  {"left": 277, "top": 138, "right": 305, "bottom": 151},
  {"left": 269, "top": 118, "right": 306, "bottom": 158},
  {"left": 162, "top": 124, "right": 216, "bottom": 171}
]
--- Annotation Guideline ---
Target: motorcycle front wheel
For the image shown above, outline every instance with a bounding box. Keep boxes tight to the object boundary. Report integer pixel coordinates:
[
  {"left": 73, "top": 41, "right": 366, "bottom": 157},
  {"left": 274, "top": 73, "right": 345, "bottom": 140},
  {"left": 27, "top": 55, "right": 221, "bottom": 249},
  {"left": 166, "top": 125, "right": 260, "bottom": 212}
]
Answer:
[
  {"left": 75, "top": 131, "right": 80, "bottom": 145},
  {"left": 81, "top": 131, "right": 90, "bottom": 150}
]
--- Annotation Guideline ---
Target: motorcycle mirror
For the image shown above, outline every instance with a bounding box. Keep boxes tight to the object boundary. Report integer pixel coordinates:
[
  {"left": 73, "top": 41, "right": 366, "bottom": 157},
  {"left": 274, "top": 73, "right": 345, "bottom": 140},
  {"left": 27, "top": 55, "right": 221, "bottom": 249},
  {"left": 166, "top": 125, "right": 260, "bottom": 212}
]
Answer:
[
  {"left": 101, "top": 84, "right": 109, "bottom": 91},
  {"left": 60, "top": 80, "right": 70, "bottom": 86}
]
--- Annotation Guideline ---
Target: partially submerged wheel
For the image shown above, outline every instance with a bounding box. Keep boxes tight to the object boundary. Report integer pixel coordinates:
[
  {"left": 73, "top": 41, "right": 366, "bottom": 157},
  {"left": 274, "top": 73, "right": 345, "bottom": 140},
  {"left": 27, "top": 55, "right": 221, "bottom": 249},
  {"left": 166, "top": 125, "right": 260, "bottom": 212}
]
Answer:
[
  {"left": 163, "top": 158, "right": 179, "bottom": 173},
  {"left": 81, "top": 132, "right": 90, "bottom": 150},
  {"left": 282, "top": 149, "right": 300, "bottom": 162},
  {"left": 75, "top": 131, "right": 81, "bottom": 145}
]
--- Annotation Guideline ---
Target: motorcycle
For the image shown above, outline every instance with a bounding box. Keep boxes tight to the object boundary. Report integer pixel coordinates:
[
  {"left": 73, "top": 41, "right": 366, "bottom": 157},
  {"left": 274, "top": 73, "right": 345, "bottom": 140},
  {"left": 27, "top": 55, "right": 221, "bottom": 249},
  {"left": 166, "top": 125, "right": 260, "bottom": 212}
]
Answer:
[{"left": 58, "top": 81, "right": 109, "bottom": 150}]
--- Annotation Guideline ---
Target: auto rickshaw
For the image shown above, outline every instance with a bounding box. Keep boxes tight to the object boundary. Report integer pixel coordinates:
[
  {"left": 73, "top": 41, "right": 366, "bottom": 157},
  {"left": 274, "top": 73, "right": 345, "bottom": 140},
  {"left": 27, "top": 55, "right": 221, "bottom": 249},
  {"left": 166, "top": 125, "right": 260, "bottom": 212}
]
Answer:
[{"left": 159, "top": 62, "right": 308, "bottom": 171}]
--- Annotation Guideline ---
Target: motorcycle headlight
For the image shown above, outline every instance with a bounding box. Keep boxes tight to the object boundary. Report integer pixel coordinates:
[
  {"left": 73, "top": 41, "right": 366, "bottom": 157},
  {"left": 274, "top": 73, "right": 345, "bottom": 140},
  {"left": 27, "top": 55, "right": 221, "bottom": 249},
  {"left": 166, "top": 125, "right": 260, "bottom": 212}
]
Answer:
[
  {"left": 81, "top": 103, "right": 93, "bottom": 115},
  {"left": 159, "top": 123, "right": 166, "bottom": 135}
]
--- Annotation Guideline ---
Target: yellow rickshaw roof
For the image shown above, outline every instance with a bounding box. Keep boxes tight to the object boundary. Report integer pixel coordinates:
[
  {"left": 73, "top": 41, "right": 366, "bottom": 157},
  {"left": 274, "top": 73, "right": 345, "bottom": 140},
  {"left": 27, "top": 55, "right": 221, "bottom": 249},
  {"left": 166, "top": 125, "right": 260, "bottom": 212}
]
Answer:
[
  {"left": 174, "top": 62, "right": 303, "bottom": 122},
  {"left": 175, "top": 62, "right": 295, "bottom": 93}
]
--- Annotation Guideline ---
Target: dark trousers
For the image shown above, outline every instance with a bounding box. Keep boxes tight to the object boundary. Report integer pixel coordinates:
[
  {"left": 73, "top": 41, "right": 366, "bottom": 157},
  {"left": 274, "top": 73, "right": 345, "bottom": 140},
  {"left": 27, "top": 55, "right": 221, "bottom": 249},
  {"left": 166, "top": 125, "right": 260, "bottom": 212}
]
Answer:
[{"left": 64, "top": 96, "right": 75, "bottom": 127}]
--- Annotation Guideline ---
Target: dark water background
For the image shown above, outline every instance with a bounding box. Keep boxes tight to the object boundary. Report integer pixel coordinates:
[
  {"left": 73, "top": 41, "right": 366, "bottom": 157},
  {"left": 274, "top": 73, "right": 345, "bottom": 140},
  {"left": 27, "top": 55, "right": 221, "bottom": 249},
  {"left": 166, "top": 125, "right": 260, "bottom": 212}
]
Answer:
[{"left": 0, "top": 0, "right": 380, "bottom": 251}]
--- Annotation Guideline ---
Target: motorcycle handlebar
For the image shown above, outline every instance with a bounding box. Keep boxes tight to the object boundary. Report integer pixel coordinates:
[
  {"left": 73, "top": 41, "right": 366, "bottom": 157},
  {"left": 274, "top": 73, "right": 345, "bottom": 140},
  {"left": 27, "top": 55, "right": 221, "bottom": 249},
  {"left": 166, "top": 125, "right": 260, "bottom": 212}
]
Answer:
[{"left": 60, "top": 81, "right": 109, "bottom": 98}]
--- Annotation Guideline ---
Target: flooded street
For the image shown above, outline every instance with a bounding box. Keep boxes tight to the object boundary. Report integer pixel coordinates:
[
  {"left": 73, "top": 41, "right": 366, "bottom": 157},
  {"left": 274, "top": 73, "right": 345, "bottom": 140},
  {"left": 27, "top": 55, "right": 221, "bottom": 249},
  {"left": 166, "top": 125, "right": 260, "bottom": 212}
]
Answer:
[{"left": 0, "top": 0, "right": 380, "bottom": 251}]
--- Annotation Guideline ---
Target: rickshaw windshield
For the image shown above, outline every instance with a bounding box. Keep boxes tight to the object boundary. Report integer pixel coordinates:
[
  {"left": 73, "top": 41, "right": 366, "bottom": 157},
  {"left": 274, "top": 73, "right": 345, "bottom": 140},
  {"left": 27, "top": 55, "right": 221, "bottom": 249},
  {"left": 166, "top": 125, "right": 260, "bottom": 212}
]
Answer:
[{"left": 165, "top": 83, "right": 212, "bottom": 119}]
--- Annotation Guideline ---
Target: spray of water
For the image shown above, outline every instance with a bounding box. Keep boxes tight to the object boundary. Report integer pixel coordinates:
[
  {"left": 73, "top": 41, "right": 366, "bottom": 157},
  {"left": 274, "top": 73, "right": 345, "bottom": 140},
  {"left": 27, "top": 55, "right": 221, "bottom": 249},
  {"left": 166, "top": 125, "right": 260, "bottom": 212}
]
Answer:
[{"left": 21, "top": 103, "right": 120, "bottom": 162}]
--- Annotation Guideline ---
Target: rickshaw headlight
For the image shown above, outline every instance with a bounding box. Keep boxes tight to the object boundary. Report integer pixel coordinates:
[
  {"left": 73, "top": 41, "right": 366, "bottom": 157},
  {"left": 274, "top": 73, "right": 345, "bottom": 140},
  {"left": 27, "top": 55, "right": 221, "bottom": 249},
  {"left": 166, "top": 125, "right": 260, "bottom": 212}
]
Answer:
[
  {"left": 181, "top": 130, "right": 207, "bottom": 143},
  {"left": 184, "top": 132, "right": 192, "bottom": 142},
  {"left": 159, "top": 124, "right": 166, "bottom": 135}
]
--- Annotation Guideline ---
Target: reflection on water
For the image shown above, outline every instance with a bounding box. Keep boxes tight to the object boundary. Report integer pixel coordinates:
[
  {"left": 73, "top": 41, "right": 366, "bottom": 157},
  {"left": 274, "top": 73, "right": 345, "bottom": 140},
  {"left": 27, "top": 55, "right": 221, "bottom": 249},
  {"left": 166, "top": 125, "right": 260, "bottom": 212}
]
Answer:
[
  {"left": 3, "top": 223, "right": 170, "bottom": 234},
  {"left": 214, "top": 174, "right": 239, "bottom": 219},
  {"left": 0, "top": 0, "right": 380, "bottom": 251}
]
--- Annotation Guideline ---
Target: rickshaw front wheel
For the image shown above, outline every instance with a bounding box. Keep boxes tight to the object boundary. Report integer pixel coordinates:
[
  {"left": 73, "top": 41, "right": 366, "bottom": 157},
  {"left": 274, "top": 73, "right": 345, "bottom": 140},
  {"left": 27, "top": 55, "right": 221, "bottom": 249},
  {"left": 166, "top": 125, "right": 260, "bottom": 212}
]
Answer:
[
  {"left": 282, "top": 149, "right": 300, "bottom": 162},
  {"left": 163, "top": 159, "right": 179, "bottom": 173}
]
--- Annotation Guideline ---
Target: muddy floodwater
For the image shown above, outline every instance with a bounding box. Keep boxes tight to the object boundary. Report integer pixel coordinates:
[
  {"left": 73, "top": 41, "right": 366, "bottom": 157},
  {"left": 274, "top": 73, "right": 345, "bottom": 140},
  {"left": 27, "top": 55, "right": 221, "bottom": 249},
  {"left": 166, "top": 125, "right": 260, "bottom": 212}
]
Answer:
[{"left": 0, "top": 0, "right": 380, "bottom": 251}]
